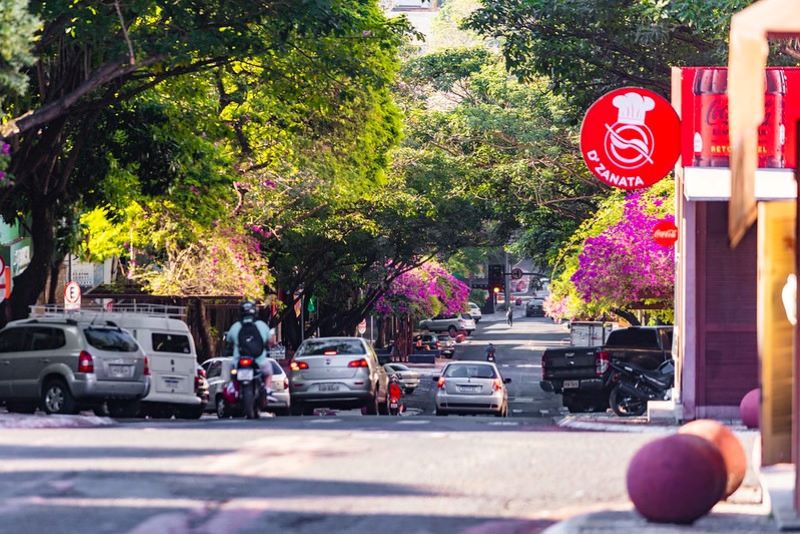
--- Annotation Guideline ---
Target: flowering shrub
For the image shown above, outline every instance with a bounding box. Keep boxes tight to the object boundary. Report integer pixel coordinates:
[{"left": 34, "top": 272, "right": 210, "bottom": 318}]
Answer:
[
  {"left": 570, "top": 192, "right": 674, "bottom": 306},
  {"left": 0, "top": 142, "right": 13, "bottom": 186},
  {"left": 375, "top": 261, "right": 470, "bottom": 318},
  {"left": 543, "top": 294, "right": 569, "bottom": 322}
]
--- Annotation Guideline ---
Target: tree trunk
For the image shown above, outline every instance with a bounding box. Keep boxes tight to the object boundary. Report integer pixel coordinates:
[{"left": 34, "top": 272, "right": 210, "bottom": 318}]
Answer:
[
  {"left": 47, "top": 262, "right": 60, "bottom": 305},
  {"left": 611, "top": 308, "right": 641, "bottom": 326},
  {"left": 2, "top": 200, "right": 55, "bottom": 323}
]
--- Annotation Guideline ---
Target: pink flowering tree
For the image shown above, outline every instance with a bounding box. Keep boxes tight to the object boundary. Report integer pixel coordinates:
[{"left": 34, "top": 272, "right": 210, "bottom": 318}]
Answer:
[
  {"left": 375, "top": 261, "right": 470, "bottom": 319},
  {"left": 569, "top": 191, "right": 674, "bottom": 323}
]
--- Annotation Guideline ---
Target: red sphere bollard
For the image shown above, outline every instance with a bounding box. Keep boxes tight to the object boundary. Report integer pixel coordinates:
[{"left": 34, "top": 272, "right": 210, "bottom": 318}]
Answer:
[
  {"left": 627, "top": 434, "right": 727, "bottom": 524},
  {"left": 455, "top": 334, "right": 465, "bottom": 344},
  {"left": 740, "top": 388, "right": 760, "bottom": 429},
  {"left": 679, "top": 420, "right": 747, "bottom": 499}
]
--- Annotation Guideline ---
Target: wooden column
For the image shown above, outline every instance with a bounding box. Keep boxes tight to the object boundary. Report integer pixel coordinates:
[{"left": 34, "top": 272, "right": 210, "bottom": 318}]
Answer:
[{"left": 758, "top": 200, "right": 795, "bottom": 465}]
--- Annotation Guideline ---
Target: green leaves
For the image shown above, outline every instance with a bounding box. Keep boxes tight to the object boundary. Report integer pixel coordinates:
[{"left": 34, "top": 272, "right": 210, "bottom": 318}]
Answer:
[{"left": 0, "top": 0, "right": 39, "bottom": 110}]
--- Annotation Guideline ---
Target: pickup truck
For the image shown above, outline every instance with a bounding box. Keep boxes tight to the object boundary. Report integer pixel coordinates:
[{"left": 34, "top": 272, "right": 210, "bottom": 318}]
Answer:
[{"left": 539, "top": 326, "right": 673, "bottom": 413}]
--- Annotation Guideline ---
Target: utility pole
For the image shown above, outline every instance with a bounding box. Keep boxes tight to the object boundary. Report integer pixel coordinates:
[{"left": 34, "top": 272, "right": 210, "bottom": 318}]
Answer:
[{"left": 503, "top": 251, "right": 511, "bottom": 309}]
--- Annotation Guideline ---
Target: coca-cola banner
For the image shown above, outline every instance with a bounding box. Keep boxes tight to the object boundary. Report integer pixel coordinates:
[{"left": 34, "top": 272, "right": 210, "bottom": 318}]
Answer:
[{"left": 680, "top": 67, "right": 800, "bottom": 169}]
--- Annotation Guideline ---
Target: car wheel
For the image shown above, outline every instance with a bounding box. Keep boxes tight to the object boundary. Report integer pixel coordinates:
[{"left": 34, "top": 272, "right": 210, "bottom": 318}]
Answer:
[
  {"left": 41, "top": 378, "right": 78, "bottom": 415},
  {"left": 177, "top": 405, "right": 204, "bottom": 420},
  {"left": 448, "top": 326, "right": 457, "bottom": 336},
  {"left": 272, "top": 407, "right": 290, "bottom": 417},
  {"left": 404, "top": 388, "right": 415, "bottom": 395},
  {"left": 93, "top": 403, "right": 110, "bottom": 417},
  {"left": 302, "top": 405, "right": 316, "bottom": 416},
  {"left": 290, "top": 402, "right": 305, "bottom": 416},
  {"left": 378, "top": 395, "right": 389, "bottom": 415},
  {"left": 6, "top": 401, "right": 37, "bottom": 414},
  {"left": 467, "top": 330, "right": 473, "bottom": 336},
  {"left": 609, "top": 386, "right": 647, "bottom": 417},
  {"left": 107, "top": 400, "right": 141, "bottom": 419},
  {"left": 216, "top": 396, "right": 231, "bottom": 419}
]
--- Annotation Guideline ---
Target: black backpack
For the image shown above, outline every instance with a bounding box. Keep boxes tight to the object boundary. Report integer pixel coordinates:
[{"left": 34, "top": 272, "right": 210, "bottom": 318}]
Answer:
[{"left": 237, "top": 321, "right": 264, "bottom": 356}]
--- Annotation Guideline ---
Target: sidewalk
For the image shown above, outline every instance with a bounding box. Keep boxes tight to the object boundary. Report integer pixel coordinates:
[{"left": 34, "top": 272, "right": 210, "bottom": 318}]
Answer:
[{"left": 0, "top": 411, "right": 113, "bottom": 428}]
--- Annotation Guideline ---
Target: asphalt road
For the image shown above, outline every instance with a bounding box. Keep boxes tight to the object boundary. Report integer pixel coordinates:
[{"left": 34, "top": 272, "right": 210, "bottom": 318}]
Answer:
[{"left": 0, "top": 312, "right": 668, "bottom": 533}]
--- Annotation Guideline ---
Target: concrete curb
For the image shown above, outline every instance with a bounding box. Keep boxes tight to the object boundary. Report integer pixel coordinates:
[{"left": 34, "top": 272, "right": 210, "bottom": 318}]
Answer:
[
  {"left": 556, "top": 415, "right": 676, "bottom": 433},
  {"left": 0, "top": 412, "right": 114, "bottom": 429}
]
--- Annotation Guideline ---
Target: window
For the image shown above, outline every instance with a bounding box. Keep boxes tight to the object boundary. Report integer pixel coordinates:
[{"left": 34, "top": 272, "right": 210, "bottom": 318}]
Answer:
[
  {"left": 444, "top": 364, "right": 497, "bottom": 379},
  {"left": 0, "top": 328, "right": 26, "bottom": 353},
  {"left": 27, "top": 327, "right": 66, "bottom": 351},
  {"left": 298, "top": 339, "right": 366, "bottom": 356},
  {"left": 605, "top": 329, "right": 659, "bottom": 349},
  {"left": 84, "top": 329, "right": 138, "bottom": 352},
  {"left": 152, "top": 333, "right": 191, "bottom": 354},
  {"left": 269, "top": 360, "right": 283, "bottom": 375},
  {"left": 206, "top": 360, "right": 222, "bottom": 379}
]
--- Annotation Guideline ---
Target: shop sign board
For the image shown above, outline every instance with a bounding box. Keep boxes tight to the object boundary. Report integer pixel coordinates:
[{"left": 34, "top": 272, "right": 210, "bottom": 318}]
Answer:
[
  {"left": 652, "top": 219, "right": 679, "bottom": 247},
  {"left": 679, "top": 67, "right": 800, "bottom": 169},
  {"left": 580, "top": 87, "right": 681, "bottom": 190}
]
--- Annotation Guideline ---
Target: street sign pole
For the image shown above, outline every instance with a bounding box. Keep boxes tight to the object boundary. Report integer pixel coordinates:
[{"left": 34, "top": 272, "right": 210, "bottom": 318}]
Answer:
[{"left": 503, "top": 252, "right": 510, "bottom": 311}]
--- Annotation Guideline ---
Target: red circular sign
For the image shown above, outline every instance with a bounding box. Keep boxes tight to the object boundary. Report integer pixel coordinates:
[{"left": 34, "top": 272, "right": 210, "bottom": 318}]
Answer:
[
  {"left": 652, "top": 219, "right": 679, "bottom": 247},
  {"left": 580, "top": 87, "right": 681, "bottom": 190}
]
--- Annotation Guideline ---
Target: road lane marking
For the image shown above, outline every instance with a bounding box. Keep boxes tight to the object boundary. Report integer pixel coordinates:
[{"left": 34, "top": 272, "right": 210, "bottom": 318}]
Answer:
[
  {"left": 396, "top": 420, "right": 430, "bottom": 425},
  {"left": 308, "top": 419, "right": 341, "bottom": 424},
  {"left": 487, "top": 421, "right": 519, "bottom": 426}
]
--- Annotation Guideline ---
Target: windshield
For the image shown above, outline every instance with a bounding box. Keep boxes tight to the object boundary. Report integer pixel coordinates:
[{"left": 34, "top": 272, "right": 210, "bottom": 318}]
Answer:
[
  {"left": 444, "top": 364, "right": 497, "bottom": 379},
  {"left": 84, "top": 329, "right": 139, "bottom": 352},
  {"left": 298, "top": 339, "right": 366, "bottom": 356}
]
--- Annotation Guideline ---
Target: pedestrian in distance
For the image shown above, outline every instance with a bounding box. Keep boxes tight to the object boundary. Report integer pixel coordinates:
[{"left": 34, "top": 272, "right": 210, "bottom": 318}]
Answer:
[{"left": 506, "top": 306, "right": 513, "bottom": 327}]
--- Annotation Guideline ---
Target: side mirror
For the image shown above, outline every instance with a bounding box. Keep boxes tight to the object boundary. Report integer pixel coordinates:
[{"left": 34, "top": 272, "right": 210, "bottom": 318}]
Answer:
[
  {"left": 431, "top": 375, "right": 440, "bottom": 382},
  {"left": 503, "top": 377, "right": 512, "bottom": 384}
]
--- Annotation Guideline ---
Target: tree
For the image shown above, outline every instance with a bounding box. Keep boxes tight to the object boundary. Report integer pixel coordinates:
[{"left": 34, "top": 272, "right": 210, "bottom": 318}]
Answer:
[
  {"left": 464, "top": 0, "right": 760, "bottom": 114},
  {"left": 0, "top": 1, "right": 412, "bottom": 320},
  {"left": 375, "top": 261, "right": 470, "bottom": 318},
  {"left": 0, "top": 0, "right": 39, "bottom": 110}
]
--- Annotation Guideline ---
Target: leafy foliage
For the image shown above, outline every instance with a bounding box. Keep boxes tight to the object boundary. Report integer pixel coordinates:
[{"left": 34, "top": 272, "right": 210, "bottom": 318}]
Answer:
[
  {"left": 375, "top": 261, "right": 470, "bottom": 318},
  {"left": 0, "top": 0, "right": 39, "bottom": 109}
]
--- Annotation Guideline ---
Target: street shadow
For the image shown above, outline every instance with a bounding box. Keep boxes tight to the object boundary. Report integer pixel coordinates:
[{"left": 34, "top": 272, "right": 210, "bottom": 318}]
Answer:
[{"left": 0, "top": 444, "right": 236, "bottom": 460}]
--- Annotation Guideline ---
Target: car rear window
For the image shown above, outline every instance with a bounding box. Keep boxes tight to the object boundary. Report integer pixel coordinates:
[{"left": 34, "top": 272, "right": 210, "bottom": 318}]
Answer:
[
  {"left": 84, "top": 328, "right": 138, "bottom": 352},
  {"left": 152, "top": 333, "right": 191, "bottom": 354},
  {"left": 605, "top": 329, "right": 660, "bottom": 349},
  {"left": 298, "top": 339, "right": 366, "bottom": 356},
  {"left": 270, "top": 360, "right": 283, "bottom": 374},
  {"left": 444, "top": 364, "right": 497, "bottom": 379}
]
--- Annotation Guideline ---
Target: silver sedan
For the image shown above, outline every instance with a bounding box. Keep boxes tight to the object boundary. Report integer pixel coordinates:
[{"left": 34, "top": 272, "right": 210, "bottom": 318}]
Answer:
[
  {"left": 433, "top": 362, "right": 510, "bottom": 417},
  {"left": 383, "top": 363, "right": 421, "bottom": 393}
]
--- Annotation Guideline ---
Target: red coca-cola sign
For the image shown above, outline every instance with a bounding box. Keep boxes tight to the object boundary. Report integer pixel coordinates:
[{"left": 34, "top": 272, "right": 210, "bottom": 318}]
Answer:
[
  {"left": 652, "top": 219, "right": 678, "bottom": 247},
  {"left": 581, "top": 87, "right": 681, "bottom": 190},
  {"left": 680, "top": 67, "right": 800, "bottom": 169}
]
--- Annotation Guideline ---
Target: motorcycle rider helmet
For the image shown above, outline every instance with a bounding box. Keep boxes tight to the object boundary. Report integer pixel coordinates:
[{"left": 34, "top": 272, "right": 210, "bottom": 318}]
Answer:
[
  {"left": 240, "top": 300, "right": 257, "bottom": 318},
  {"left": 389, "top": 373, "right": 401, "bottom": 383}
]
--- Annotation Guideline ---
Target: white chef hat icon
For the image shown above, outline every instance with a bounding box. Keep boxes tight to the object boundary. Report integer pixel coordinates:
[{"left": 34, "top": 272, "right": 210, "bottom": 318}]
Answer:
[{"left": 612, "top": 92, "right": 655, "bottom": 126}]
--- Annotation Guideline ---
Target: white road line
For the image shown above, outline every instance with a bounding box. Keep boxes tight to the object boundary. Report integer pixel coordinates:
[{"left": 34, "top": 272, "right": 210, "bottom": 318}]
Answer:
[
  {"left": 396, "top": 420, "right": 430, "bottom": 425},
  {"left": 487, "top": 421, "right": 519, "bottom": 426},
  {"left": 308, "top": 418, "right": 341, "bottom": 424}
]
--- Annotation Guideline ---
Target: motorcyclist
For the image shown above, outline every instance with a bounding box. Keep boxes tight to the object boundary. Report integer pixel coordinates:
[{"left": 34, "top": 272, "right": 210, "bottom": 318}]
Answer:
[
  {"left": 388, "top": 374, "right": 404, "bottom": 414},
  {"left": 486, "top": 342, "right": 496, "bottom": 361},
  {"left": 226, "top": 301, "right": 274, "bottom": 394}
]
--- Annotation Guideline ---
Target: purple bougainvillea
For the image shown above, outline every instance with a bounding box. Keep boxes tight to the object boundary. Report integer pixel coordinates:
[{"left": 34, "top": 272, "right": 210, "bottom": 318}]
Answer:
[
  {"left": 375, "top": 262, "right": 469, "bottom": 317},
  {"left": 571, "top": 193, "right": 674, "bottom": 305}
]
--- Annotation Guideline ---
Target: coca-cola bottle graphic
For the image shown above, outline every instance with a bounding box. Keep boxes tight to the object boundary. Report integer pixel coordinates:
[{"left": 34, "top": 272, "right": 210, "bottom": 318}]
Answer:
[{"left": 692, "top": 67, "right": 786, "bottom": 168}]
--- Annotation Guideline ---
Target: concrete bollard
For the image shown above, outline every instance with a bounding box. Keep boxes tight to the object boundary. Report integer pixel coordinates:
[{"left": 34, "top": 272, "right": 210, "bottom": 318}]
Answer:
[
  {"left": 739, "top": 388, "right": 760, "bottom": 429},
  {"left": 679, "top": 419, "right": 747, "bottom": 499},
  {"left": 627, "top": 434, "right": 727, "bottom": 524}
]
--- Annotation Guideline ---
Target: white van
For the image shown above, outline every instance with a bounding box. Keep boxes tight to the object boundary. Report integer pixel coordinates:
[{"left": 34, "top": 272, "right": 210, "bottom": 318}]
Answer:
[{"left": 29, "top": 305, "right": 205, "bottom": 419}]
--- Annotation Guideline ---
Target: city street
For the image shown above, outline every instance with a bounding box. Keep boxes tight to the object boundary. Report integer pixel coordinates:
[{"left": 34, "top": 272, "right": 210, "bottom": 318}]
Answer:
[{"left": 0, "top": 312, "right": 666, "bottom": 533}]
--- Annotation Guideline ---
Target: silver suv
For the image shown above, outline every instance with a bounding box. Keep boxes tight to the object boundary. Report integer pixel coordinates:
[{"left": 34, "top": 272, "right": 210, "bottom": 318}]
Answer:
[
  {"left": 289, "top": 337, "right": 389, "bottom": 416},
  {"left": 0, "top": 317, "right": 150, "bottom": 417},
  {"left": 419, "top": 314, "right": 473, "bottom": 336}
]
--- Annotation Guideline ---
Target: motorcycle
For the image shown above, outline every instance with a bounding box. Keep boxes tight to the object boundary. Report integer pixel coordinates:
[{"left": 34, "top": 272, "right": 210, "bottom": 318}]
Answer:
[
  {"left": 486, "top": 349, "right": 496, "bottom": 362},
  {"left": 388, "top": 377, "right": 405, "bottom": 416},
  {"left": 606, "top": 359, "right": 674, "bottom": 417},
  {"left": 220, "top": 356, "right": 268, "bottom": 419}
]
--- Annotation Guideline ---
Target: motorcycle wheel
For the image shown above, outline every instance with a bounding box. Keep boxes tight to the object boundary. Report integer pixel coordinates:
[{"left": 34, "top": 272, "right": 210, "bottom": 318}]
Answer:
[
  {"left": 242, "top": 383, "right": 257, "bottom": 419},
  {"left": 609, "top": 386, "right": 647, "bottom": 417}
]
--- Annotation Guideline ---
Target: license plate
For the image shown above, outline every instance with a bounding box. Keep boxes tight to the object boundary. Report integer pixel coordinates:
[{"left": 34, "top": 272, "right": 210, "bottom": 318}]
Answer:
[
  {"left": 110, "top": 365, "right": 133, "bottom": 378},
  {"left": 390, "top": 402, "right": 398, "bottom": 408},
  {"left": 319, "top": 383, "right": 340, "bottom": 392},
  {"left": 459, "top": 385, "right": 480, "bottom": 392},
  {"left": 237, "top": 368, "right": 254, "bottom": 381},
  {"left": 563, "top": 380, "right": 580, "bottom": 389}
]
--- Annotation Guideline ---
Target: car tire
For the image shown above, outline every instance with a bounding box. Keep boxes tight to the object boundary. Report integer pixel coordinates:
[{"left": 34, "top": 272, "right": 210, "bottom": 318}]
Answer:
[
  {"left": 216, "top": 396, "right": 232, "bottom": 419},
  {"left": 6, "top": 401, "right": 37, "bottom": 414},
  {"left": 405, "top": 388, "right": 415, "bottom": 395},
  {"left": 290, "top": 402, "right": 305, "bottom": 416},
  {"left": 467, "top": 330, "right": 473, "bottom": 336},
  {"left": 41, "top": 378, "right": 79, "bottom": 415},
  {"left": 93, "top": 403, "right": 110, "bottom": 417},
  {"left": 178, "top": 405, "right": 204, "bottom": 420},
  {"left": 448, "top": 326, "right": 457, "bottom": 336},
  {"left": 272, "top": 407, "right": 290, "bottom": 417},
  {"left": 302, "top": 405, "right": 316, "bottom": 416},
  {"left": 609, "top": 386, "right": 647, "bottom": 417},
  {"left": 107, "top": 400, "right": 141, "bottom": 419}
]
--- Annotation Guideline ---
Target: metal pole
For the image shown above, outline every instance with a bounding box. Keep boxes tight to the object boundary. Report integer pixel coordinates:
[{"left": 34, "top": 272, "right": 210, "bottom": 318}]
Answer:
[
  {"left": 503, "top": 251, "right": 511, "bottom": 311},
  {"left": 300, "top": 293, "right": 305, "bottom": 343},
  {"left": 370, "top": 315, "right": 374, "bottom": 344}
]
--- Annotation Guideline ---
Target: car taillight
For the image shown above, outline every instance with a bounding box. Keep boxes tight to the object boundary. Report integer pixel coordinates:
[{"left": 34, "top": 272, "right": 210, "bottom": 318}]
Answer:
[
  {"left": 348, "top": 359, "right": 369, "bottom": 368},
  {"left": 596, "top": 351, "right": 610, "bottom": 377},
  {"left": 437, "top": 377, "right": 446, "bottom": 389},
  {"left": 284, "top": 377, "right": 289, "bottom": 389},
  {"left": 144, "top": 356, "right": 150, "bottom": 376},
  {"left": 78, "top": 351, "right": 94, "bottom": 373},
  {"left": 290, "top": 361, "right": 309, "bottom": 371},
  {"left": 492, "top": 379, "right": 503, "bottom": 392},
  {"left": 198, "top": 368, "right": 207, "bottom": 378},
  {"left": 195, "top": 375, "right": 203, "bottom": 389},
  {"left": 239, "top": 357, "right": 254, "bottom": 367}
]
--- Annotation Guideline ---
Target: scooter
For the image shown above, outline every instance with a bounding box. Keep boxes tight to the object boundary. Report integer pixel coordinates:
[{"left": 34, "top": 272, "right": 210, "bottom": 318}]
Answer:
[
  {"left": 606, "top": 359, "right": 674, "bottom": 417},
  {"left": 220, "top": 356, "right": 271, "bottom": 419},
  {"left": 388, "top": 378, "right": 405, "bottom": 416},
  {"left": 486, "top": 349, "right": 496, "bottom": 362}
]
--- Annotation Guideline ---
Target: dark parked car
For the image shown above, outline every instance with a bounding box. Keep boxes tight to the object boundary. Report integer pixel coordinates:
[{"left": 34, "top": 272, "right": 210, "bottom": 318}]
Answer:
[{"left": 525, "top": 299, "right": 545, "bottom": 317}]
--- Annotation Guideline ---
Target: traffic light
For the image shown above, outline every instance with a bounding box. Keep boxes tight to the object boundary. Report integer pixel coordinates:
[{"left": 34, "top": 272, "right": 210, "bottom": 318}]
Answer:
[{"left": 488, "top": 264, "right": 504, "bottom": 294}]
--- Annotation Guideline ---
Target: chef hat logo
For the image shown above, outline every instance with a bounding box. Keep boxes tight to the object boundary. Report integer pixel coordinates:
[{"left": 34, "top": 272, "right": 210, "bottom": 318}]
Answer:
[{"left": 612, "top": 92, "right": 655, "bottom": 126}]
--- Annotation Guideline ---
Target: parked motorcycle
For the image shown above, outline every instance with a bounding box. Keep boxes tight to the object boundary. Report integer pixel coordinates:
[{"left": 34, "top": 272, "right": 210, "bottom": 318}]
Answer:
[
  {"left": 388, "top": 375, "right": 405, "bottom": 416},
  {"left": 220, "top": 356, "right": 267, "bottom": 419},
  {"left": 606, "top": 359, "right": 674, "bottom": 417}
]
